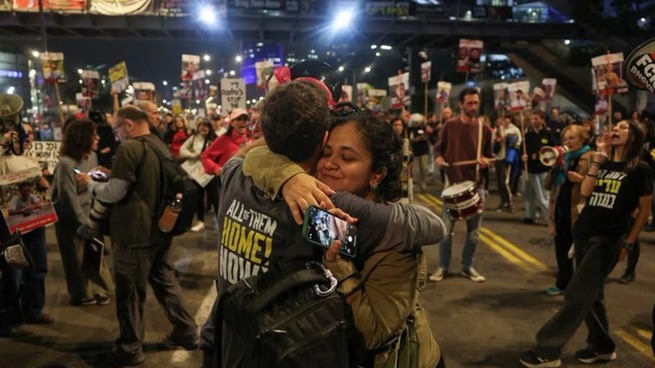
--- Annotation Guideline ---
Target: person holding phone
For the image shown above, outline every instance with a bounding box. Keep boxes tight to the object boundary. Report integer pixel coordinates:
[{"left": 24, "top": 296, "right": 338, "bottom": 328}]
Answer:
[
  {"left": 52, "top": 119, "right": 114, "bottom": 307},
  {"left": 243, "top": 114, "right": 446, "bottom": 368}
]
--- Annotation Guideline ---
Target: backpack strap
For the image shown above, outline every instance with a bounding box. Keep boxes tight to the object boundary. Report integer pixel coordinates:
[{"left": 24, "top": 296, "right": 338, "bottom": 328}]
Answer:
[
  {"left": 136, "top": 137, "right": 166, "bottom": 215},
  {"left": 247, "top": 268, "right": 332, "bottom": 314}
]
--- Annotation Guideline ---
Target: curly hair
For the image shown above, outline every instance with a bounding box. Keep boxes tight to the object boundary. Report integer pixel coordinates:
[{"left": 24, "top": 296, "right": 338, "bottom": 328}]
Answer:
[
  {"left": 261, "top": 80, "right": 330, "bottom": 162},
  {"left": 332, "top": 114, "right": 404, "bottom": 203},
  {"left": 61, "top": 118, "right": 96, "bottom": 162}
]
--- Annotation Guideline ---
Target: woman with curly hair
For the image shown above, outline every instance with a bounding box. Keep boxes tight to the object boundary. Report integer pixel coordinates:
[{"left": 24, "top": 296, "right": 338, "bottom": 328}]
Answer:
[
  {"left": 52, "top": 118, "right": 114, "bottom": 306},
  {"left": 243, "top": 114, "right": 445, "bottom": 368}
]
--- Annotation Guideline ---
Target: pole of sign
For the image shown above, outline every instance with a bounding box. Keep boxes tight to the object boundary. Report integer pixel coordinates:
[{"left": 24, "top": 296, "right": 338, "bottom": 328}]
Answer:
[
  {"left": 54, "top": 81, "right": 64, "bottom": 124},
  {"left": 606, "top": 51, "right": 613, "bottom": 131},
  {"left": 520, "top": 110, "right": 529, "bottom": 180},
  {"left": 424, "top": 81, "right": 428, "bottom": 119}
]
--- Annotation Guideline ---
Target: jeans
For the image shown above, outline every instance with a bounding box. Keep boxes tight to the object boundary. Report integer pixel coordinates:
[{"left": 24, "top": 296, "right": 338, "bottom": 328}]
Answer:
[
  {"left": 524, "top": 172, "right": 549, "bottom": 220},
  {"left": 494, "top": 161, "right": 512, "bottom": 206},
  {"left": 0, "top": 227, "right": 47, "bottom": 325},
  {"left": 113, "top": 238, "right": 197, "bottom": 356},
  {"left": 413, "top": 154, "right": 428, "bottom": 191},
  {"left": 533, "top": 235, "right": 622, "bottom": 359},
  {"left": 194, "top": 182, "right": 206, "bottom": 222},
  {"left": 438, "top": 189, "right": 485, "bottom": 271}
]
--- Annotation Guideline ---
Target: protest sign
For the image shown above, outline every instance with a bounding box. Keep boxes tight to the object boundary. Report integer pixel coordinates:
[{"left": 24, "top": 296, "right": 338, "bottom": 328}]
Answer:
[
  {"left": 182, "top": 54, "right": 200, "bottom": 82},
  {"left": 388, "top": 73, "right": 410, "bottom": 109},
  {"left": 109, "top": 61, "right": 129, "bottom": 93},
  {"left": 623, "top": 37, "right": 655, "bottom": 92},
  {"left": 340, "top": 85, "right": 352, "bottom": 102},
  {"left": 421, "top": 61, "right": 432, "bottom": 83},
  {"left": 76, "top": 93, "right": 91, "bottom": 115},
  {"left": 591, "top": 53, "right": 628, "bottom": 95},
  {"left": 457, "top": 39, "right": 484, "bottom": 73},
  {"left": 255, "top": 60, "right": 274, "bottom": 89},
  {"left": 436, "top": 81, "right": 452, "bottom": 103},
  {"left": 220, "top": 78, "right": 246, "bottom": 116},
  {"left": 82, "top": 70, "right": 100, "bottom": 99},
  {"left": 25, "top": 141, "right": 62, "bottom": 173},
  {"left": 13, "top": 0, "right": 85, "bottom": 11},
  {"left": 181, "top": 160, "right": 213, "bottom": 188},
  {"left": 0, "top": 167, "right": 58, "bottom": 235},
  {"left": 40, "top": 53, "right": 65, "bottom": 84},
  {"left": 493, "top": 82, "right": 509, "bottom": 110},
  {"left": 133, "top": 82, "right": 156, "bottom": 102},
  {"left": 367, "top": 89, "right": 387, "bottom": 112},
  {"left": 172, "top": 99, "right": 183, "bottom": 114},
  {"left": 508, "top": 81, "right": 530, "bottom": 112},
  {"left": 356, "top": 83, "right": 370, "bottom": 105}
]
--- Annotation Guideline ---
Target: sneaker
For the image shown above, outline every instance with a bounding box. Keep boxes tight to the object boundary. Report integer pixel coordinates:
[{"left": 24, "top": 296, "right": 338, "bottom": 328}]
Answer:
[
  {"left": 23, "top": 313, "right": 54, "bottom": 325},
  {"left": 545, "top": 286, "right": 564, "bottom": 296},
  {"left": 618, "top": 272, "right": 635, "bottom": 285},
  {"left": 507, "top": 204, "right": 516, "bottom": 213},
  {"left": 462, "top": 267, "right": 485, "bottom": 282},
  {"left": 72, "top": 298, "right": 97, "bottom": 307},
  {"left": 160, "top": 331, "right": 199, "bottom": 351},
  {"left": 0, "top": 324, "right": 31, "bottom": 338},
  {"left": 496, "top": 204, "right": 507, "bottom": 212},
  {"left": 96, "top": 350, "right": 145, "bottom": 367},
  {"left": 523, "top": 218, "right": 537, "bottom": 225},
  {"left": 428, "top": 268, "right": 447, "bottom": 282},
  {"left": 575, "top": 346, "right": 617, "bottom": 364},
  {"left": 518, "top": 351, "right": 561, "bottom": 368},
  {"left": 191, "top": 222, "right": 205, "bottom": 232},
  {"left": 96, "top": 294, "right": 111, "bottom": 306}
]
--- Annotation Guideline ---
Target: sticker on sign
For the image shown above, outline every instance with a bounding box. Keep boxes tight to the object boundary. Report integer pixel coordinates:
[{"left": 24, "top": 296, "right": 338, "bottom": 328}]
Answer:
[{"left": 624, "top": 37, "right": 655, "bottom": 92}]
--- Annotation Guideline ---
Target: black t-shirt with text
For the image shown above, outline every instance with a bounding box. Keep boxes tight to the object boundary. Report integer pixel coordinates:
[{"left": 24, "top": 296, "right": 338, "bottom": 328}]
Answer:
[{"left": 574, "top": 161, "right": 653, "bottom": 238}]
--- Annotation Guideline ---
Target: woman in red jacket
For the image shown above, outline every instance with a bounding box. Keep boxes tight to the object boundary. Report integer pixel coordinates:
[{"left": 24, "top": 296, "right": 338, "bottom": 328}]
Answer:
[
  {"left": 170, "top": 115, "right": 189, "bottom": 157},
  {"left": 201, "top": 109, "right": 251, "bottom": 210}
]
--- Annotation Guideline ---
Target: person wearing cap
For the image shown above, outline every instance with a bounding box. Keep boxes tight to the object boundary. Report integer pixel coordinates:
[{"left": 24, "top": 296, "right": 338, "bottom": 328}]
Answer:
[{"left": 200, "top": 108, "right": 250, "bottom": 178}]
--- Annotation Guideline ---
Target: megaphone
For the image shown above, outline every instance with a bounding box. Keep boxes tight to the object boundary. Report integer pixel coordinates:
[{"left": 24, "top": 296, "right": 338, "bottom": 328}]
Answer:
[
  {"left": 0, "top": 230, "right": 34, "bottom": 271},
  {"left": 0, "top": 93, "right": 24, "bottom": 124},
  {"left": 539, "top": 145, "right": 569, "bottom": 167}
]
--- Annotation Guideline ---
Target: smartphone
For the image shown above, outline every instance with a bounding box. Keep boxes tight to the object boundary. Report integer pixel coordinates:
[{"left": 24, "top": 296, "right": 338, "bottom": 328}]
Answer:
[
  {"left": 302, "top": 206, "right": 357, "bottom": 258},
  {"left": 73, "top": 168, "right": 82, "bottom": 174}
]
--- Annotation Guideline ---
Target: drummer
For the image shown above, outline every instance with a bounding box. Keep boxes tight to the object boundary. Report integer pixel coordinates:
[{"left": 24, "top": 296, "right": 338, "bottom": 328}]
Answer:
[{"left": 431, "top": 88, "right": 493, "bottom": 283}]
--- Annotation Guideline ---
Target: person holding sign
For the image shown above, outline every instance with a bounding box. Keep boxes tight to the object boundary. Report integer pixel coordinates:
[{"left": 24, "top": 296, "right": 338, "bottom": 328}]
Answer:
[{"left": 520, "top": 121, "right": 652, "bottom": 367}]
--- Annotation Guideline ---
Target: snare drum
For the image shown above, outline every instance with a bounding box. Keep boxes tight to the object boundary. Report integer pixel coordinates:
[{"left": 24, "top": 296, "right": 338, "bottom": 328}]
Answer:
[{"left": 441, "top": 181, "right": 483, "bottom": 220}]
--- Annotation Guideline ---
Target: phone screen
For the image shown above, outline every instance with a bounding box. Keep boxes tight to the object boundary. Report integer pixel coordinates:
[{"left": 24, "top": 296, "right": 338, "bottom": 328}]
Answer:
[
  {"left": 73, "top": 168, "right": 82, "bottom": 174},
  {"left": 303, "top": 206, "right": 357, "bottom": 258}
]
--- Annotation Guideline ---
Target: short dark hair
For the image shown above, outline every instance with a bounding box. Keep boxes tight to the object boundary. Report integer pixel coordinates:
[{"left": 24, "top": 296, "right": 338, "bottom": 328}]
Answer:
[
  {"left": 261, "top": 80, "right": 330, "bottom": 162},
  {"left": 61, "top": 118, "right": 96, "bottom": 161},
  {"left": 332, "top": 115, "right": 403, "bottom": 203},
  {"left": 18, "top": 181, "right": 33, "bottom": 190},
  {"left": 458, "top": 88, "right": 480, "bottom": 103},
  {"left": 117, "top": 105, "right": 149, "bottom": 125},
  {"left": 532, "top": 110, "right": 546, "bottom": 120}
]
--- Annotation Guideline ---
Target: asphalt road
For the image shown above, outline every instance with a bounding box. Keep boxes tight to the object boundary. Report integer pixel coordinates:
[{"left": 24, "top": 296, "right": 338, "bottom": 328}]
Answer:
[{"left": 1, "top": 184, "right": 654, "bottom": 368}]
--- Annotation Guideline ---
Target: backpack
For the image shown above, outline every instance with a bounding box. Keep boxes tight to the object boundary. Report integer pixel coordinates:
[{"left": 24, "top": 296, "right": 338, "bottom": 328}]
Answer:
[
  {"left": 137, "top": 138, "right": 198, "bottom": 237},
  {"left": 215, "top": 261, "right": 353, "bottom": 368}
]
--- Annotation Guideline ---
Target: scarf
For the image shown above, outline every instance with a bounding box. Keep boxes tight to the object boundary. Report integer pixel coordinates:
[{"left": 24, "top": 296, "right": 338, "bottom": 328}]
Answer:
[{"left": 553, "top": 145, "right": 590, "bottom": 188}]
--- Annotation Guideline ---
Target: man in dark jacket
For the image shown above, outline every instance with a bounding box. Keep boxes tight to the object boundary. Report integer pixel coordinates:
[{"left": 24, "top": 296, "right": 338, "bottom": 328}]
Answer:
[{"left": 522, "top": 110, "right": 556, "bottom": 224}]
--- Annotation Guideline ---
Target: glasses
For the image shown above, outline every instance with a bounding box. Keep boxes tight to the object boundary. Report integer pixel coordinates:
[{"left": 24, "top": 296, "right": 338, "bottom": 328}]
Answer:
[
  {"left": 330, "top": 101, "right": 364, "bottom": 119},
  {"left": 112, "top": 121, "right": 127, "bottom": 135}
]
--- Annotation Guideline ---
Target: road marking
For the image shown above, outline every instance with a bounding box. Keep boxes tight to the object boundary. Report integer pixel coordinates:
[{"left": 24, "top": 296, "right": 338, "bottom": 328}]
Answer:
[
  {"left": 170, "top": 284, "right": 217, "bottom": 363},
  {"left": 426, "top": 193, "right": 443, "bottom": 205},
  {"left": 418, "top": 194, "right": 442, "bottom": 211},
  {"left": 636, "top": 328, "right": 653, "bottom": 341},
  {"left": 479, "top": 233, "right": 531, "bottom": 272},
  {"left": 615, "top": 329, "right": 655, "bottom": 361},
  {"left": 479, "top": 228, "right": 548, "bottom": 272}
]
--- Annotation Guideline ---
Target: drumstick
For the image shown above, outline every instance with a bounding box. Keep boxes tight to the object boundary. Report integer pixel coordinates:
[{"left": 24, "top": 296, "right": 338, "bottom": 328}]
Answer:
[{"left": 443, "top": 158, "right": 497, "bottom": 167}]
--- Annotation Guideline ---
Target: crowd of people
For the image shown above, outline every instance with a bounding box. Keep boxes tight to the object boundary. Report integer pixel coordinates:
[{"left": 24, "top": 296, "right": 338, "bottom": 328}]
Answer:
[{"left": 0, "top": 59, "right": 653, "bottom": 368}]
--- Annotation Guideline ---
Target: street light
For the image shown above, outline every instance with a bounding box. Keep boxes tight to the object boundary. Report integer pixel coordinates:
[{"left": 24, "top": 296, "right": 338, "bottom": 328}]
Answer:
[
  {"left": 6, "top": 86, "right": 14, "bottom": 94},
  {"left": 364, "top": 66, "right": 371, "bottom": 73},
  {"left": 205, "top": 79, "right": 210, "bottom": 84},
  {"left": 564, "top": 39, "right": 571, "bottom": 45},
  {"left": 205, "top": 70, "right": 212, "bottom": 75},
  {"left": 338, "top": 66, "right": 345, "bottom": 72},
  {"left": 376, "top": 52, "right": 381, "bottom": 57},
  {"left": 380, "top": 45, "right": 392, "bottom": 50},
  {"left": 78, "top": 69, "right": 83, "bottom": 74},
  {"left": 31, "top": 51, "right": 40, "bottom": 58},
  {"left": 163, "top": 80, "right": 168, "bottom": 86},
  {"left": 229, "top": 70, "right": 235, "bottom": 76},
  {"left": 196, "top": 99, "right": 201, "bottom": 104},
  {"left": 163, "top": 99, "right": 167, "bottom": 104},
  {"left": 199, "top": 5, "right": 216, "bottom": 24},
  {"left": 333, "top": 10, "right": 353, "bottom": 30},
  {"left": 235, "top": 55, "right": 243, "bottom": 62},
  {"left": 370, "top": 45, "right": 377, "bottom": 49},
  {"left": 203, "top": 54, "right": 211, "bottom": 62},
  {"left": 101, "top": 80, "right": 106, "bottom": 85},
  {"left": 79, "top": 79, "right": 83, "bottom": 84}
]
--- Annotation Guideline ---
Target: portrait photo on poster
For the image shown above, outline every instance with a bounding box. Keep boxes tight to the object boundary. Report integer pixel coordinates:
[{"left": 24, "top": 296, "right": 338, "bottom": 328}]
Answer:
[{"left": 591, "top": 53, "right": 628, "bottom": 95}]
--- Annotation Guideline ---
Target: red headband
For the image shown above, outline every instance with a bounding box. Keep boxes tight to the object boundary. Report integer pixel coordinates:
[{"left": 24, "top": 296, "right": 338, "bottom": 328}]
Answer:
[{"left": 272, "top": 66, "right": 336, "bottom": 107}]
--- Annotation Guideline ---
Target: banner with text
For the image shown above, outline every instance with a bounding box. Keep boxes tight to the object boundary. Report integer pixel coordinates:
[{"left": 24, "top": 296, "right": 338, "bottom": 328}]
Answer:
[
  {"left": 12, "top": 0, "right": 85, "bottom": 11},
  {"left": 90, "top": 0, "right": 151, "bottom": 14},
  {"left": 25, "top": 141, "right": 62, "bottom": 173},
  {"left": 624, "top": 37, "right": 655, "bottom": 92},
  {"left": 220, "top": 78, "right": 246, "bottom": 116}
]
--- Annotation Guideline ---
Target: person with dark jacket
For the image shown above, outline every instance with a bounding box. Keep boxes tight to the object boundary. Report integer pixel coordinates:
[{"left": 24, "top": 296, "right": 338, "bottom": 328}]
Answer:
[
  {"left": 522, "top": 111, "right": 556, "bottom": 224},
  {"left": 408, "top": 114, "right": 430, "bottom": 192}
]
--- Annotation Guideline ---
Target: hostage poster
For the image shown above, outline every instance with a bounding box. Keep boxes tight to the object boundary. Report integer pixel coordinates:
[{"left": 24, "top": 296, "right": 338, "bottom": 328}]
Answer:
[
  {"left": 182, "top": 54, "right": 200, "bottom": 82},
  {"left": 493, "top": 82, "right": 509, "bottom": 110},
  {"left": 82, "top": 70, "right": 100, "bottom": 99},
  {"left": 356, "top": 83, "right": 370, "bottom": 106},
  {"left": 366, "top": 89, "right": 387, "bottom": 113},
  {"left": 40, "top": 53, "right": 65, "bottom": 84},
  {"left": 340, "top": 85, "right": 352, "bottom": 102},
  {"left": 255, "top": 60, "right": 274, "bottom": 89},
  {"left": 592, "top": 53, "right": 628, "bottom": 95},
  {"left": 421, "top": 61, "right": 432, "bottom": 83},
  {"left": 76, "top": 93, "right": 91, "bottom": 115},
  {"left": 220, "top": 78, "right": 246, "bottom": 116},
  {"left": 388, "top": 73, "right": 410, "bottom": 110},
  {"left": 0, "top": 167, "right": 58, "bottom": 235},
  {"left": 133, "top": 82, "right": 156, "bottom": 102},
  {"left": 109, "top": 61, "right": 129, "bottom": 93},
  {"left": 508, "top": 81, "right": 530, "bottom": 112},
  {"left": 457, "top": 39, "right": 484, "bottom": 73},
  {"left": 436, "top": 81, "right": 452, "bottom": 103}
]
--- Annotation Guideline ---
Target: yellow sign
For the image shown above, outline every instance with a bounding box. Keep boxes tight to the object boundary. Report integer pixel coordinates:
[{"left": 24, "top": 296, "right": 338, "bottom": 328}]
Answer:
[{"left": 108, "top": 61, "right": 129, "bottom": 92}]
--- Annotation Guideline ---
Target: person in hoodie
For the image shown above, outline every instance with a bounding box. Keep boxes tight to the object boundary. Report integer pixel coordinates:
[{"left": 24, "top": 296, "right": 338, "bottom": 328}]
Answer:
[
  {"left": 522, "top": 111, "right": 556, "bottom": 224},
  {"left": 200, "top": 108, "right": 251, "bottom": 178}
]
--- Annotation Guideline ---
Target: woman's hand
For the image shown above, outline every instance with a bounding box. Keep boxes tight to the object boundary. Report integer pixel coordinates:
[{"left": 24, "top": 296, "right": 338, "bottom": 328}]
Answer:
[
  {"left": 595, "top": 133, "right": 611, "bottom": 159},
  {"left": 567, "top": 171, "right": 584, "bottom": 183},
  {"left": 281, "top": 174, "right": 336, "bottom": 225}
]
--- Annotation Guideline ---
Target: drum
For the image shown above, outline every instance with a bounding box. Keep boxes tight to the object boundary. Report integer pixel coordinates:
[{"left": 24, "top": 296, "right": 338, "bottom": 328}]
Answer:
[{"left": 441, "top": 181, "right": 483, "bottom": 220}]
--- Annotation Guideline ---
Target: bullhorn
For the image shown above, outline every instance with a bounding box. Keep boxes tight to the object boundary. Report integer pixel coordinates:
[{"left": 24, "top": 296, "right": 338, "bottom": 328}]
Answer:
[
  {"left": 0, "top": 93, "right": 24, "bottom": 122},
  {"left": 0, "top": 230, "right": 34, "bottom": 271},
  {"left": 539, "top": 145, "right": 569, "bottom": 167}
]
